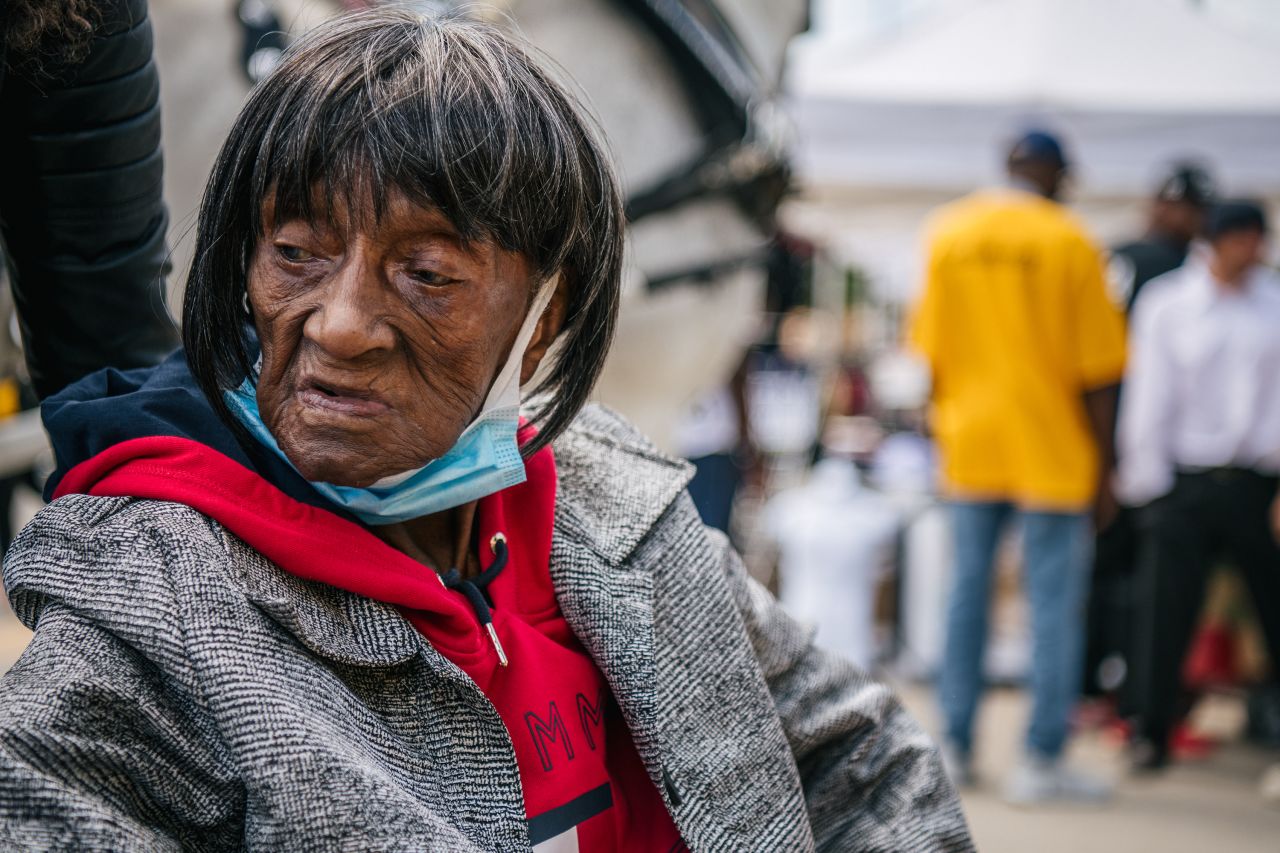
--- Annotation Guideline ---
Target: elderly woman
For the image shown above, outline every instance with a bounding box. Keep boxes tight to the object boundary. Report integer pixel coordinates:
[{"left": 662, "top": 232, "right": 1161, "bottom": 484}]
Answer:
[{"left": 0, "top": 10, "right": 969, "bottom": 852}]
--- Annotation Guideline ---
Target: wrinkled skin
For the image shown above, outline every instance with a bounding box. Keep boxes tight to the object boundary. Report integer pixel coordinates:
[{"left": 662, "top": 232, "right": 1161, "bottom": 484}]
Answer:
[{"left": 247, "top": 191, "right": 566, "bottom": 490}]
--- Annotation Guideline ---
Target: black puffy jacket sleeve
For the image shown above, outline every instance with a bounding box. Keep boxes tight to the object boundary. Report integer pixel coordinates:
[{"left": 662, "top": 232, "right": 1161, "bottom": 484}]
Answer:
[{"left": 0, "top": 0, "right": 179, "bottom": 400}]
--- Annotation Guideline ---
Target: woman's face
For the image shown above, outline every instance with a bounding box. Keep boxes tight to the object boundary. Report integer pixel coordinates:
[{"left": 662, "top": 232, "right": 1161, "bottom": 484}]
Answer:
[{"left": 247, "top": 191, "right": 563, "bottom": 487}]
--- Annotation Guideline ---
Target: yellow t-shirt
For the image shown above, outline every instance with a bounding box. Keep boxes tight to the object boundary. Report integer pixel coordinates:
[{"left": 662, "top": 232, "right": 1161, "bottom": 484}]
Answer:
[{"left": 908, "top": 189, "right": 1126, "bottom": 510}]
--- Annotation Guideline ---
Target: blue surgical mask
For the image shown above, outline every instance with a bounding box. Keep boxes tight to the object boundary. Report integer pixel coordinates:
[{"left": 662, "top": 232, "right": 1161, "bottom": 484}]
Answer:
[{"left": 225, "top": 278, "right": 557, "bottom": 525}]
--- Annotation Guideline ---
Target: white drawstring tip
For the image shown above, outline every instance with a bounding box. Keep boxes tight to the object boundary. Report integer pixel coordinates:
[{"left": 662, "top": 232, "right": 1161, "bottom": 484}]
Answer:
[{"left": 485, "top": 622, "right": 509, "bottom": 667}]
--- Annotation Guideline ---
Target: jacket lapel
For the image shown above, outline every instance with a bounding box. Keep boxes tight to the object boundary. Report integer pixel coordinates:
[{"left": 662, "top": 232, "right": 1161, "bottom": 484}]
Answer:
[
  {"left": 548, "top": 518, "right": 662, "bottom": 752},
  {"left": 548, "top": 408, "right": 694, "bottom": 770}
]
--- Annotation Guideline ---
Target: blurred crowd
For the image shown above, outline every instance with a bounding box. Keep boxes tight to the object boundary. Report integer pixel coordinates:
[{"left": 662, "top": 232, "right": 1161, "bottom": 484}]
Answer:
[{"left": 685, "top": 128, "right": 1280, "bottom": 810}]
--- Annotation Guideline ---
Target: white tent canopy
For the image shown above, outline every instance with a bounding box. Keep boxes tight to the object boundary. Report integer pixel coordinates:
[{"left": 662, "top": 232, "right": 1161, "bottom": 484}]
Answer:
[
  {"left": 781, "top": 0, "right": 1280, "bottom": 300},
  {"left": 786, "top": 0, "right": 1280, "bottom": 196},
  {"left": 794, "top": 0, "right": 1280, "bottom": 112}
]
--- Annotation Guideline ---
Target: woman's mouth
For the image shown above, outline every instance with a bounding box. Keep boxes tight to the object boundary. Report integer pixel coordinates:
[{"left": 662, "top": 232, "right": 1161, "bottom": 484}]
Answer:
[{"left": 296, "top": 380, "right": 390, "bottom": 417}]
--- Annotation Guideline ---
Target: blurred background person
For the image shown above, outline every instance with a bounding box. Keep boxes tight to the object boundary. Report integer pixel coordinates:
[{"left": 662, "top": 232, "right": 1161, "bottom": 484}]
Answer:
[
  {"left": 0, "top": 0, "right": 1276, "bottom": 846},
  {"left": 909, "top": 130, "right": 1126, "bottom": 804},
  {"left": 1082, "top": 162, "right": 1217, "bottom": 708},
  {"left": 0, "top": 0, "right": 179, "bottom": 554},
  {"left": 1109, "top": 163, "right": 1217, "bottom": 311},
  {"left": 0, "top": 0, "right": 178, "bottom": 400},
  {"left": 672, "top": 352, "right": 757, "bottom": 536},
  {"left": 1117, "top": 200, "right": 1280, "bottom": 773}
]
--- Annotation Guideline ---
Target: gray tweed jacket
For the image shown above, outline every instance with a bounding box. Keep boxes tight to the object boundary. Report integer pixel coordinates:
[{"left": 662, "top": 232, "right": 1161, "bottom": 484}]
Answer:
[{"left": 0, "top": 405, "right": 971, "bottom": 852}]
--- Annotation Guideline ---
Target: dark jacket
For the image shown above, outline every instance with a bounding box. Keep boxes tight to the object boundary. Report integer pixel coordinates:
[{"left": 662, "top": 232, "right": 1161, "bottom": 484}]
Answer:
[
  {"left": 0, "top": 0, "right": 178, "bottom": 399},
  {"left": 1109, "top": 235, "right": 1189, "bottom": 314}
]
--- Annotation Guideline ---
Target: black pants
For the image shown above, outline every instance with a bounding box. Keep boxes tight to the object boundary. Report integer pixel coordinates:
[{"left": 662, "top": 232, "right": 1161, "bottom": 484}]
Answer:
[
  {"left": 1084, "top": 506, "right": 1139, "bottom": 699},
  {"left": 1131, "top": 469, "right": 1280, "bottom": 747}
]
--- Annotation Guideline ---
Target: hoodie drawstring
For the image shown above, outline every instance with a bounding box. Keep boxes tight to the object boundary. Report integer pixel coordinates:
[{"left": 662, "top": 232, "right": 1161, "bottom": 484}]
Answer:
[{"left": 440, "top": 533, "right": 510, "bottom": 667}]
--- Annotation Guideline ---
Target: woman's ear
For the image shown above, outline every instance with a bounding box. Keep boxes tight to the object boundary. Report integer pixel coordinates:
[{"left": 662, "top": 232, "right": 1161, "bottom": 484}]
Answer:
[{"left": 520, "top": 273, "right": 569, "bottom": 385}]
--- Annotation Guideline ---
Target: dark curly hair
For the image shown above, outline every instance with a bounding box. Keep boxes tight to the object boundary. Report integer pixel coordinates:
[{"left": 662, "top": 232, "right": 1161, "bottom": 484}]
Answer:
[{"left": 2, "top": 0, "right": 99, "bottom": 73}]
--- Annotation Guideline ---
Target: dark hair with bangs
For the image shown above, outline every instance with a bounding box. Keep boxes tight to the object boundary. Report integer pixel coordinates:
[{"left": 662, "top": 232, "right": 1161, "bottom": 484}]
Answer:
[{"left": 182, "top": 8, "right": 624, "bottom": 457}]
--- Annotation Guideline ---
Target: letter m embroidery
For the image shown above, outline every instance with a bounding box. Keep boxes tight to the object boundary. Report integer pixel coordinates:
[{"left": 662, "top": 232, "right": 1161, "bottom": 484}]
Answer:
[
  {"left": 577, "top": 690, "right": 606, "bottom": 751},
  {"left": 525, "top": 701, "right": 575, "bottom": 772}
]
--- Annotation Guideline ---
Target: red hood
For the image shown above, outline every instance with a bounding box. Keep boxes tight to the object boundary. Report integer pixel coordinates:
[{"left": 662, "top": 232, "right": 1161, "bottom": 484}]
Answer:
[{"left": 54, "top": 432, "right": 556, "bottom": 641}]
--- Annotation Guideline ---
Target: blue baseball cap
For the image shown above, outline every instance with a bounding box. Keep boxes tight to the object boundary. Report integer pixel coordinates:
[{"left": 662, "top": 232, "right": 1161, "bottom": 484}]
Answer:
[{"left": 1008, "top": 130, "right": 1069, "bottom": 170}]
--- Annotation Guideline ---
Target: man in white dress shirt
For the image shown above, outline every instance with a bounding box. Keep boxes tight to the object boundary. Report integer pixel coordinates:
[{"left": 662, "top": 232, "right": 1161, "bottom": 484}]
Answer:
[{"left": 1117, "top": 200, "right": 1280, "bottom": 770}]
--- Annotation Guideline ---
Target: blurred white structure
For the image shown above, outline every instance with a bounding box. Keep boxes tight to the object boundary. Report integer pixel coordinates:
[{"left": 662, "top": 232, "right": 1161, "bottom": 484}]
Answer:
[
  {"left": 785, "top": 0, "right": 1280, "bottom": 303},
  {"left": 796, "top": 0, "right": 1280, "bottom": 113},
  {"left": 472, "top": 0, "right": 810, "bottom": 451},
  {"left": 765, "top": 458, "right": 898, "bottom": 669}
]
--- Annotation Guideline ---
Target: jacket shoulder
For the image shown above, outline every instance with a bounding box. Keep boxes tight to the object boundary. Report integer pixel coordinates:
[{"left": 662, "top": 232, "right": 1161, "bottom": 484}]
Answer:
[
  {"left": 4, "top": 496, "right": 229, "bottom": 661},
  {"left": 557, "top": 402, "right": 676, "bottom": 458},
  {"left": 1000, "top": 193, "right": 1099, "bottom": 248},
  {"left": 550, "top": 404, "right": 697, "bottom": 562}
]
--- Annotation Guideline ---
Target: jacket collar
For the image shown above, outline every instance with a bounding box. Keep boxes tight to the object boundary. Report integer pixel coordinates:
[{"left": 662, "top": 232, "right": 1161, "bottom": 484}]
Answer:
[
  {"left": 549, "top": 404, "right": 695, "bottom": 565},
  {"left": 230, "top": 536, "right": 423, "bottom": 668}
]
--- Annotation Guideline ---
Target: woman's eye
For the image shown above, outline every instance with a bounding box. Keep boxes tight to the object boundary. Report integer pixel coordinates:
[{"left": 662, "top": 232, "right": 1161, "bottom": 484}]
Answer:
[
  {"left": 411, "top": 269, "right": 456, "bottom": 287},
  {"left": 276, "top": 244, "right": 315, "bottom": 263}
]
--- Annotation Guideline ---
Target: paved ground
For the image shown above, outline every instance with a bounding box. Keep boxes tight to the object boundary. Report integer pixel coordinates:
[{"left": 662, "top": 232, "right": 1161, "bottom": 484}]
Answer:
[
  {"left": 896, "top": 683, "right": 1280, "bottom": 852},
  {"left": 0, "top": 2, "right": 1278, "bottom": 850}
]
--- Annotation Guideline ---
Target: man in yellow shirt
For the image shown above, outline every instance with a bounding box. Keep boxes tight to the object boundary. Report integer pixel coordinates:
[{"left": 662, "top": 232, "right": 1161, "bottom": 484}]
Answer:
[{"left": 909, "top": 131, "right": 1126, "bottom": 804}]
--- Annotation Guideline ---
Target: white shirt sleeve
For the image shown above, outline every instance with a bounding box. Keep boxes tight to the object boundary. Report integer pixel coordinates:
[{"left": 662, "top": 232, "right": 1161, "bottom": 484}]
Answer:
[{"left": 1116, "top": 282, "right": 1179, "bottom": 505}]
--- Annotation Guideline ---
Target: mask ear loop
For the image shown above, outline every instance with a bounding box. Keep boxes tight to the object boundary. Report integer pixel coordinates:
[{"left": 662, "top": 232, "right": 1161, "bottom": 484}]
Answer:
[
  {"left": 520, "top": 273, "right": 561, "bottom": 388},
  {"left": 479, "top": 272, "right": 561, "bottom": 411},
  {"left": 365, "top": 273, "right": 562, "bottom": 491}
]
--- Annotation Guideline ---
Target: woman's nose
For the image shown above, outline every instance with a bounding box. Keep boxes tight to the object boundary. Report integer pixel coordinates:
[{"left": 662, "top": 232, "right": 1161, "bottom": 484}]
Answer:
[{"left": 302, "top": 258, "right": 396, "bottom": 361}]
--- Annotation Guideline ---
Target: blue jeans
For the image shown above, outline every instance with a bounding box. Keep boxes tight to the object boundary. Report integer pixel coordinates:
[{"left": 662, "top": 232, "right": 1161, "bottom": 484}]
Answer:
[{"left": 938, "top": 501, "right": 1091, "bottom": 759}]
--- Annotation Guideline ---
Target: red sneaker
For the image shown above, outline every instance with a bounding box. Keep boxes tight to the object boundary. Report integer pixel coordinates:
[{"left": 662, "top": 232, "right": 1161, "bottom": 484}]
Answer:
[{"left": 1170, "top": 722, "right": 1218, "bottom": 761}]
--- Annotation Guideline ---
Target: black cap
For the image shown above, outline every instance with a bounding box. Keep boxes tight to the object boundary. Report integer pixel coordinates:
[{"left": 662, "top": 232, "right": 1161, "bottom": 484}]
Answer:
[
  {"left": 1008, "top": 129, "right": 1068, "bottom": 170},
  {"left": 1204, "top": 200, "right": 1268, "bottom": 240},
  {"left": 1155, "top": 163, "right": 1215, "bottom": 208}
]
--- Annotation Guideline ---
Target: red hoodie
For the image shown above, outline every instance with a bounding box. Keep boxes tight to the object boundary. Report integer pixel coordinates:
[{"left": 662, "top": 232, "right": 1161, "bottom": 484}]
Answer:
[{"left": 55, "top": 432, "right": 686, "bottom": 852}]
